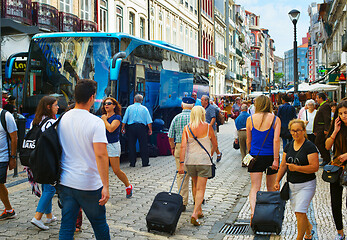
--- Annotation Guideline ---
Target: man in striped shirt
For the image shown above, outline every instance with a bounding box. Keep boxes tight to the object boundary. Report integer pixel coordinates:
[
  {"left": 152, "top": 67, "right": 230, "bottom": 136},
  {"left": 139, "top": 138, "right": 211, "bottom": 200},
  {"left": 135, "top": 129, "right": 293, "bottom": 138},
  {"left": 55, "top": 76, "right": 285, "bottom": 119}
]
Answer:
[{"left": 168, "top": 97, "right": 195, "bottom": 211}]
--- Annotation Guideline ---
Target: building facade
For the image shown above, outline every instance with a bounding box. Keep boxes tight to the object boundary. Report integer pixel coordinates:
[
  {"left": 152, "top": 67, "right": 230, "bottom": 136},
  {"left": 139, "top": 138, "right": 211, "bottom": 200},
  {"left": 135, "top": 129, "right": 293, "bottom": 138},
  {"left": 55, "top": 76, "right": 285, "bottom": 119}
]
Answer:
[{"left": 284, "top": 44, "right": 308, "bottom": 86}]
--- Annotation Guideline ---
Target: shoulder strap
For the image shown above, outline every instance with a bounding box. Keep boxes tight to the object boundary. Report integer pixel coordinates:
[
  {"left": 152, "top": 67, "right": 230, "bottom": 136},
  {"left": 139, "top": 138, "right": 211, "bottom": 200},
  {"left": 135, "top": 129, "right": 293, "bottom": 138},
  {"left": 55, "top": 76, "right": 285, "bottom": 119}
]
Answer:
[
  {"left": 251, "top": 115, "right": 254, "bottom": 127},
  {"left": 255, "top": 116, "right": 276, "bottom": 159},
  {"left": 188, "top": 125, "right": 213, "bottom": 164},
  {"left": 51, "top": 112, "right": 65, "bottom": 129},
  {"left": 1, "top": 110, "right": 10, "bottom": 158},
  {"left": 0, "top": 110, "right": 8, "bottom": 136},
  {"left": 38, "top": 117, "right": 51, "bottom": 130},
  {"left": 305, "top": 110, "right": 308, "bottom": 121}
]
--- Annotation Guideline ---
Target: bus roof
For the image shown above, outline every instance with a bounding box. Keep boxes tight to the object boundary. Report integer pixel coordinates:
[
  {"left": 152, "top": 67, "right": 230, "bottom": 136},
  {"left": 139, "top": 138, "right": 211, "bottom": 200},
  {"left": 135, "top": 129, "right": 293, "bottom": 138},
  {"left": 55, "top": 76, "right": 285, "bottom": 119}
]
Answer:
[{"left": 32, "top": 32, "right": 208, "bottom": 62}]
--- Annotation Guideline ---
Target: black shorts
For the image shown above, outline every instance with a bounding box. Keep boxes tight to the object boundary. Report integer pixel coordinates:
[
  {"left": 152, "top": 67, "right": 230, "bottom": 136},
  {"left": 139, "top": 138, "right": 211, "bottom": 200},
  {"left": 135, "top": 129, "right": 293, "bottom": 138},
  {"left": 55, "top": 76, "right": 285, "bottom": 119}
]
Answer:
[
  {"left": 0, "top": 162, "right": 8, "bottom": 184},
  {"left": 248, "top": 155, "right": 278, "bottom": 175}
]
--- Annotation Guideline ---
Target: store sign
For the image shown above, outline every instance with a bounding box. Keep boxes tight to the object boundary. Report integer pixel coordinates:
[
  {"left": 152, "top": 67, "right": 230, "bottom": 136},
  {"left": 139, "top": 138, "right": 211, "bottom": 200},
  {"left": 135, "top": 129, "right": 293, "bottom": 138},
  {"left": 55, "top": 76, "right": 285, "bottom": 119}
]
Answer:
[
  {"left": 339, "top": 73, "right": 346, "bottom": 81},
  {"left": 1, "top": 61, "right": 26, "bottom": 74},
  {"left": 328, "top": 74, "right": 339, "bottom": 84}
]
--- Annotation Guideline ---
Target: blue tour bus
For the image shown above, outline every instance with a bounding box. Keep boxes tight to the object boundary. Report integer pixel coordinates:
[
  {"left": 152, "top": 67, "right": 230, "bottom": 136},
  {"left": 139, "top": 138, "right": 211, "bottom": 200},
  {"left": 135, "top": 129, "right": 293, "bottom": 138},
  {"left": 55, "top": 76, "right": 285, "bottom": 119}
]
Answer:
[{"left": 5, "top": 32, "right": 209, "bottom": 128}]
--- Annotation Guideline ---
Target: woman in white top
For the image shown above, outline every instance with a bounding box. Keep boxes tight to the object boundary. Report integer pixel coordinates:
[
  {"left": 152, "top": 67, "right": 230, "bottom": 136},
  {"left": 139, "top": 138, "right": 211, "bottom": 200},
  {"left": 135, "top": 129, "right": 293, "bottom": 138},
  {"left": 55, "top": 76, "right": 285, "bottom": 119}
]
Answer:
[
  {"left": 179, "top": 106, "right": 217, "bottom": 226},
  {"left": 30, "top": 96, "right": 59, "bottom": 230},
  {"left": 300, "top": 99, "right": 317, "bottom": 143}
]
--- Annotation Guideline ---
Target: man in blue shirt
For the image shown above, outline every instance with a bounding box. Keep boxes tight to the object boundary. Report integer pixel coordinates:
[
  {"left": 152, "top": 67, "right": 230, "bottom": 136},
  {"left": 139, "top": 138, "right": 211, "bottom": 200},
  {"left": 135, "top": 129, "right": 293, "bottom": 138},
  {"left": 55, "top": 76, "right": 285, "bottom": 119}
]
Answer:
[
  {"left": 235, "top": 104, "right": 250, "bottom": 166},
  {"left": 277, "top": 94, "right": 296, "bottom": 149},
  {"left": 121, "top": 94, "right": 153, "bottom": 167},
  {"left": 191, "top": 92, "right": 202, "bottom": 106}
]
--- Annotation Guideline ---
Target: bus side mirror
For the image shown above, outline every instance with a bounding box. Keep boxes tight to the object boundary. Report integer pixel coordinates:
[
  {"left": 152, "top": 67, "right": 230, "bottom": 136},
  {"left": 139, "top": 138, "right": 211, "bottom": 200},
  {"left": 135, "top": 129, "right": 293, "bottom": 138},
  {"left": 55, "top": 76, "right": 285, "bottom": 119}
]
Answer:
[
  {"left": 110, "top": 51, "right": 126, "bottom": 81},
  {"left": 5, "top": 52, "right": 28, "bottom": 79}
]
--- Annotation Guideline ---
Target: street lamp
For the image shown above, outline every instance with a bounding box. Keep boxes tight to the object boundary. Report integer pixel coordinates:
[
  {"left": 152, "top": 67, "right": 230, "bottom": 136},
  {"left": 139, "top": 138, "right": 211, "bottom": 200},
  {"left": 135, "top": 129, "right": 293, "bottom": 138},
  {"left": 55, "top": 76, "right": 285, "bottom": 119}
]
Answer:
[{"left": 289, "top": 9, "right": 300, "bottom": 94}]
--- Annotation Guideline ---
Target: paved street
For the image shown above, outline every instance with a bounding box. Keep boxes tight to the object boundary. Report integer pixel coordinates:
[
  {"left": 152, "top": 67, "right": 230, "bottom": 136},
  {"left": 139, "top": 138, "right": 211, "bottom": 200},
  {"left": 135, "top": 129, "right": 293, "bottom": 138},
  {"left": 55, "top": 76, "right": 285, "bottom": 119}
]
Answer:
[{"left": 0, "top": 121, "right": 346, "bottom": 240}]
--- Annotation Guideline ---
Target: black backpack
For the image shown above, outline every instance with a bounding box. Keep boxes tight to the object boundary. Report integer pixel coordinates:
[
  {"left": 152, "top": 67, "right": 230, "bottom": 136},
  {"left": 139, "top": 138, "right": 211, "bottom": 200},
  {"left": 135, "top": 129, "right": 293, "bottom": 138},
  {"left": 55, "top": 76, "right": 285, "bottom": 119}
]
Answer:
[
  {"left": 19, "top": 117, "right": 51, "bottom": 167},
  {"left": 29, "top": 114, "right": 64, "bottom": 185}
]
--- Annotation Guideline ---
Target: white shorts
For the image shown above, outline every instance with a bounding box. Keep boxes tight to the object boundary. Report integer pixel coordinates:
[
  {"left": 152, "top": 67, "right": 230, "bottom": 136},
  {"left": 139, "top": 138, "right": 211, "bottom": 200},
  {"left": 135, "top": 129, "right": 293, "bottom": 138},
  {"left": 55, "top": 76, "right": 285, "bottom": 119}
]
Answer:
[
  {"left": 289, "top": 178, "right": 316, "bottom": 213},
  {"left": 107, "top": 141, "right": 121, "bottom": 157}
]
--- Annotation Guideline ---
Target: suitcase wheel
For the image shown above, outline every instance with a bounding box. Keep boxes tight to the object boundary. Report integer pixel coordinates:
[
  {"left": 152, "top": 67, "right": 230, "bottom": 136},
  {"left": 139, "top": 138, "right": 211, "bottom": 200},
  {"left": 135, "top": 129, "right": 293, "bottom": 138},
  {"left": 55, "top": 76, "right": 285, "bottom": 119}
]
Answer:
[
  {"left": 276, "top": 228, "right": 281, "bottom": 235},
  {"left": 147, "top": 228, "right": 151, "bottom": 233},
  {"left": 170, "top": 230, "right": 175, "bottom": 235}
]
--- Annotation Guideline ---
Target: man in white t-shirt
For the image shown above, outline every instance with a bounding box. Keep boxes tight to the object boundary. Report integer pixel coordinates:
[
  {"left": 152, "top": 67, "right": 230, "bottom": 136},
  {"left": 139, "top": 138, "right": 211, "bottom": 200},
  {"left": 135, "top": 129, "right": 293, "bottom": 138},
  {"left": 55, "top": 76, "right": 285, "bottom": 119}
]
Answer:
[
  {"left": 0, "top": 109, "right": 17, "bottom": 220},
  {"left": 57, "top": 80, "right": 110, "bottom": 239}
]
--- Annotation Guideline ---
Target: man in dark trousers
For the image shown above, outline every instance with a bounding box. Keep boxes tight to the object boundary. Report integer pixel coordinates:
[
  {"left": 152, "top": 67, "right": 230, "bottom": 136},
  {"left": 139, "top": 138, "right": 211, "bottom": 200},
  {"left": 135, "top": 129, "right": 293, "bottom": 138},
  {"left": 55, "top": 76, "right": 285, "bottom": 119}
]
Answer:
[
  {"left": 121, "top": 94, "right": 153, "bottom": 167},
  {"left": 277, "top": 94, "right": 296, "bottom": 149},
  {"left": 313, "top": 92, "right": 331, "bottom": 166}
]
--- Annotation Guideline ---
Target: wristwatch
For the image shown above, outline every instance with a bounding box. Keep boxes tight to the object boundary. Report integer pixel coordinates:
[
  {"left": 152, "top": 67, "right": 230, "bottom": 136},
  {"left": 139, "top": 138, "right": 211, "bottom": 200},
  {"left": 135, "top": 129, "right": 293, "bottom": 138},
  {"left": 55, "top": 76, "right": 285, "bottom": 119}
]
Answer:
[{"left": 10, "top": 155, "right": 16, "bottom": 159}]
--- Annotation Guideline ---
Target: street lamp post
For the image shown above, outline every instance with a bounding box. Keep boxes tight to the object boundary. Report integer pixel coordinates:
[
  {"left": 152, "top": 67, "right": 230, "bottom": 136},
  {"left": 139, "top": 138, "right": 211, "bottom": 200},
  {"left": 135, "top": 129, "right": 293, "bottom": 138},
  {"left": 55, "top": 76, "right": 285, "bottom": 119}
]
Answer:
[{"left": 289, "top": 9, "right": 300, "bottom": 94}]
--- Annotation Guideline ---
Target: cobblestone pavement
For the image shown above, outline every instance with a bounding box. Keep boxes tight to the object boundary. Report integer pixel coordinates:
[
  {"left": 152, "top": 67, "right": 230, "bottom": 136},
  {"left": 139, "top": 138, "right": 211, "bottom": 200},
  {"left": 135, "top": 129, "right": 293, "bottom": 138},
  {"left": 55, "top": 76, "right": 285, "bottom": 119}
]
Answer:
[
  {"left": 2, "top": 121, "right": 346, "bottom": 240},
  {"left": 0, "top": 121, "right": 253, "bottom": 240}
]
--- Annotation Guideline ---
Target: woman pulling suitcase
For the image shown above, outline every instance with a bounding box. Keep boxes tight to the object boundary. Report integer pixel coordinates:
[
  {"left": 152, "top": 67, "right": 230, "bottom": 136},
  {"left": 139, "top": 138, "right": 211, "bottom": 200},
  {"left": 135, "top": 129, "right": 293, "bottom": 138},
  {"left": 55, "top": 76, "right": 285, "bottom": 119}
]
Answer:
[{"left": 274, "top": 119, "right": 319, "bottom": 240}]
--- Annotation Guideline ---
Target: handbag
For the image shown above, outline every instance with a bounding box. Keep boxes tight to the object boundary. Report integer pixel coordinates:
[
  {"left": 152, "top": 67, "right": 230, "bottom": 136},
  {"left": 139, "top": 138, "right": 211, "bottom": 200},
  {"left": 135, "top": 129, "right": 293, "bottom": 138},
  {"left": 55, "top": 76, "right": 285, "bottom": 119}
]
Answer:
[
  {"left": 280, "top": 182, "right": 290, "bottom": 201},
  {"left": 233, "top": 139, "right": 240, "bottom": 149},
  {"left": 188, "top": 125, "right": 215, "bottom": 179},
  {"left": 242, "top": 116, "right": 275, "bottom": 168},
  {"left": 322, "top": 164, "right": 343, "bottom": 183},
  {"left": 340, "top": 167, "right": 347, "bottom": 186}
]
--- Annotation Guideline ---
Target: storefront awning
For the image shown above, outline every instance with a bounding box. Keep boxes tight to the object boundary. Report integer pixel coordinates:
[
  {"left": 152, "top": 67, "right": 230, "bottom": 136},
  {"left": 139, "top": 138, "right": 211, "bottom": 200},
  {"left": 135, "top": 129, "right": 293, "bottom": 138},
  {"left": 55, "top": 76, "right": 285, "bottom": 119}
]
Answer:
[
  {"left": 1, "top": 18, "right": 40, "bottom": 35},
  {"left": 233, "top": 86, "right": 246, "bottom": 93}
]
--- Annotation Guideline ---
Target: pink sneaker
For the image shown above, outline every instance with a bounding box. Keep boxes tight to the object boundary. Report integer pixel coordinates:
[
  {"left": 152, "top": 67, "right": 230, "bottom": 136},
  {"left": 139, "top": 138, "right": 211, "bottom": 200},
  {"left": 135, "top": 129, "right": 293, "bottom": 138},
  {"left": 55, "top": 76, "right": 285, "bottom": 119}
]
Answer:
[{"left": 126, "top": 185, "right": 133, "bottom": 199}]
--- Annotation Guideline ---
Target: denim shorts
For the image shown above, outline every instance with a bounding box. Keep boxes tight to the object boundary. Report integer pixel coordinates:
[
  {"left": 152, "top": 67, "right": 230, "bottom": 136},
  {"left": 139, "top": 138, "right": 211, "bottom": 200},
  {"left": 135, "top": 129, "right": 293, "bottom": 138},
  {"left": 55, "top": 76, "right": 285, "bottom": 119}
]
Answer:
[
  {"left": 106, "top": 141, "right": 121, "bottom": 157},
  {"left": 0, "top": 162, "right": 8, "bottom": 184}
]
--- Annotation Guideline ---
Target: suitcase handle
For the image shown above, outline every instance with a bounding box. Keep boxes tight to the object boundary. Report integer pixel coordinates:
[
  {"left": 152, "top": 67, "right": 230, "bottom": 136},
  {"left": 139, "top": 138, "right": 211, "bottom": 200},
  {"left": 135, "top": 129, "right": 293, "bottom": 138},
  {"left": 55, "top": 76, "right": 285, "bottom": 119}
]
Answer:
[{"left": 170, "top": 171, "right": 187, "bottom": 194}]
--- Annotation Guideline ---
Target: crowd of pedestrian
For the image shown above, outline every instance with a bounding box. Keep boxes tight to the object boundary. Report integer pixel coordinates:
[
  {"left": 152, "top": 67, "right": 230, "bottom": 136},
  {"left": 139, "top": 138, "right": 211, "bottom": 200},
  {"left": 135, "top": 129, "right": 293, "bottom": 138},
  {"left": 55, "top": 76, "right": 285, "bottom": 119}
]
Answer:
[
  {"left": 231, "top": 92, "right": 346, "bottom": 240},
  {"left": 0, "top": 84, "right": 346, "bottom": 239}
]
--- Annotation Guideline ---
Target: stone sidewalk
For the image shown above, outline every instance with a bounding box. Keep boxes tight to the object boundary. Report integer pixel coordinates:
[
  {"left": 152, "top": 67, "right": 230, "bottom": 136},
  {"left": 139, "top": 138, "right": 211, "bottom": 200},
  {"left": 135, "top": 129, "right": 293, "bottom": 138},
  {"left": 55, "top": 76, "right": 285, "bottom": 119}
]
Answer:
[{"left": 0, "top": 121, "right": 253, "bottom": 240}]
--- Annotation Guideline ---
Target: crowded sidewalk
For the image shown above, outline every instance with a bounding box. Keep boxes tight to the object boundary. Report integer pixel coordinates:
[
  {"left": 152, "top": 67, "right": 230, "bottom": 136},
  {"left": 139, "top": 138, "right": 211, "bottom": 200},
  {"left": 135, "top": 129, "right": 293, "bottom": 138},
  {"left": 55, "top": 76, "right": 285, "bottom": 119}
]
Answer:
[{"left": 0, "top": 120, "right": 345, "bottom": 239}]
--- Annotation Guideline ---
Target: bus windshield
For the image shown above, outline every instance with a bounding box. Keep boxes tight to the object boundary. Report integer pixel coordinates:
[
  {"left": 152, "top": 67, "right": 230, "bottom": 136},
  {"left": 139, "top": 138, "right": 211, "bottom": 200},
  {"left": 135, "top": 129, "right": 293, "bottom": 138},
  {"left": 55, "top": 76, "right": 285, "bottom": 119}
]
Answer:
[{"left": 24, "top": 37, "right": 118, "bottom": 114}]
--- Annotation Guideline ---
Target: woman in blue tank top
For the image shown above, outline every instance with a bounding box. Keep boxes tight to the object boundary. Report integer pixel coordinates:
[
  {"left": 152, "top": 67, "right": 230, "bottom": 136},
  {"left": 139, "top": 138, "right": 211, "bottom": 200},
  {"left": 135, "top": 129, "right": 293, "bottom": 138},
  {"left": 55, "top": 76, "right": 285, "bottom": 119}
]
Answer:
[
  {"left": 246, "top": 95, "right": 281, "bottom": 224},
  {"left": 101, "top": 97, "right": 133, "bottom": 199}
]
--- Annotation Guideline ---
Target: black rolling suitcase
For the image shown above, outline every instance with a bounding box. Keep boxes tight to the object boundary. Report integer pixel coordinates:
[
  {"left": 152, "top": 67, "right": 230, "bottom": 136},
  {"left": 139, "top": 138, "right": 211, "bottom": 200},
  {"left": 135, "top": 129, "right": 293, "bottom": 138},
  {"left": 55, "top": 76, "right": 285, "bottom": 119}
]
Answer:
[
  {"left": 146, "top": 171, "right": 186, "bottom": 235},
  {"left": 252, "top": 191, "right": 286, "bottom": 235}
]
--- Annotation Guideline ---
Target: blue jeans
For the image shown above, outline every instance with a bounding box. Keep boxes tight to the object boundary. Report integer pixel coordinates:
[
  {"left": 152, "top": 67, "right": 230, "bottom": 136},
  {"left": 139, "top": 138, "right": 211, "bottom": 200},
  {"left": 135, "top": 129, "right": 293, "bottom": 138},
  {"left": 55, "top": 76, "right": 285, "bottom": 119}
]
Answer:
[
  {"left": 57, "top": 184, "right": 110, "bottom": 240},
  {"left": 36, "top": 184, "right": 56, "bottom": 214}
]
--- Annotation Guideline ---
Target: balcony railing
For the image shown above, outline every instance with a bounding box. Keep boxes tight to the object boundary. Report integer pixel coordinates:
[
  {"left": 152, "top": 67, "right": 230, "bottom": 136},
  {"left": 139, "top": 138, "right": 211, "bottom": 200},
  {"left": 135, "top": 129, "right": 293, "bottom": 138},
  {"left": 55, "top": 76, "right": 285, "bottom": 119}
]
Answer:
[
  {"left": 32, "top": 2, "right": 58, "bottom": 32},
  {"left": 59, "top": 12, "right": 80, "bottom": 32},
  {"left": 343, "top": 31, "right": 347, "bottom": 52},
  {"left": 252, "top": 42, "right": 261, "bottom": 48},
  {"left": 1, "top": 0, "right": 32, "bottom": 25},
  {"left": 328, "top": 51, "right": 340, "bottom": 66},
  {"left": 216, "top": 52, "right": 227, "bottom": 64},
  {"left": 80, "top": 20, "right": 97, "bottom": 32}
]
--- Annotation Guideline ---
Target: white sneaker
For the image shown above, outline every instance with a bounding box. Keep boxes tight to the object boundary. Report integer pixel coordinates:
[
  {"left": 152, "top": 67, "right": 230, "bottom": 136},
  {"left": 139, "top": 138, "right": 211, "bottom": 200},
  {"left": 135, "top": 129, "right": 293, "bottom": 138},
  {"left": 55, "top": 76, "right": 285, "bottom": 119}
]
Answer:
[
  {"left": 31, "top": 217, "right": 49, "bottom": 230},
  {"left": 45, "top": 215, "right": 57, "bottom": 224}
]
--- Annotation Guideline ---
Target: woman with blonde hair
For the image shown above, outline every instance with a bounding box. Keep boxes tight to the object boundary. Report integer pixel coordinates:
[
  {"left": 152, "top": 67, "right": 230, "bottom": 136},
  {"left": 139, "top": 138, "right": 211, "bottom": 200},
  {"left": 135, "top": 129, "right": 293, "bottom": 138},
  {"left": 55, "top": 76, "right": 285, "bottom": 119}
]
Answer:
[
  {"left": 179, "top": 106, "right": 218, "bottom": 226},
  {"left": 246, "top": 95, "right": 281, "bottom": 223},
  {"left": 275, "top": 119, "right": 319, "bottom": 240}
]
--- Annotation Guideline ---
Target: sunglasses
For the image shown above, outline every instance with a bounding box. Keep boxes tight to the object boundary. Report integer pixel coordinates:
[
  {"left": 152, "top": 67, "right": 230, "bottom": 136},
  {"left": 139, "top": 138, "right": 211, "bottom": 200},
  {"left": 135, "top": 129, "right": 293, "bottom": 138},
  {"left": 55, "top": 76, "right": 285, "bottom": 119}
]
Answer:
[{"left": 103, "top": 102, "right": 113, "bottom": 106}]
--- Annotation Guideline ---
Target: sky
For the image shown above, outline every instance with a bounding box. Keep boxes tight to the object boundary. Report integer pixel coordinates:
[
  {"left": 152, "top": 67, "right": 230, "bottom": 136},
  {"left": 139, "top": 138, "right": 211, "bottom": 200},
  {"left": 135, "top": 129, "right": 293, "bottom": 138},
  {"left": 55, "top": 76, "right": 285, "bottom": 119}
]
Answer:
[{"left": 238, "top": 0, "right": 315, "bottom": 58}]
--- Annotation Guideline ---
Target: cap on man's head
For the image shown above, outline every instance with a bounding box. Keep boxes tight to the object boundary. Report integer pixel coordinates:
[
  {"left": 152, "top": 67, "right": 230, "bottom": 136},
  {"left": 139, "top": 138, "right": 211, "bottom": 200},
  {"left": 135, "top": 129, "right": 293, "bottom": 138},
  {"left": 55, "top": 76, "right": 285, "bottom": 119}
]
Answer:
[
  {"left": 182, "top": 97, "right": 196, "bottom": 104},
  {"left": 2, "top": 90, "right": 8, "bottom": 94},
  {"left": 8, "top": 96, "right": 16, "bottom": 101},
  {"left": 236, "top": 97, "right": 241, "bottom": 100}
]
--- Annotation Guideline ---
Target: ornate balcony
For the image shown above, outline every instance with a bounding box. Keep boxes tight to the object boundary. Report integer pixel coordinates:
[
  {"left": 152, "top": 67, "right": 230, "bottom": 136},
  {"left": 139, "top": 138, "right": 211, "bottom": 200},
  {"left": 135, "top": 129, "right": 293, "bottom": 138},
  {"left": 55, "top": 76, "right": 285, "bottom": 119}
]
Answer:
[
  {"left": 80, "top": 20, "right": 98, "bottom": 32},
  {"left": 59, "top": 12, "right": 80, "bottom": 32},
  {"left": 1, "top": 0, "right": 32, "bottom": 25},
  {"left": 32, "top": 2, "right": 58, "bottom": 32}
]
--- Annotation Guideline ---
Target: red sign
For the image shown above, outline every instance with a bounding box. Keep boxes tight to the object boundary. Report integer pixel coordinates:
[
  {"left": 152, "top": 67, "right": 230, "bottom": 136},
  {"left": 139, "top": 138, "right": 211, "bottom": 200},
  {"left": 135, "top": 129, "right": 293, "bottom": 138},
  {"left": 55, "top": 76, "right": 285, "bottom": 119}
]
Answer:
[{"left": 340, "top": 73, "right": 346, "bottom": 81}]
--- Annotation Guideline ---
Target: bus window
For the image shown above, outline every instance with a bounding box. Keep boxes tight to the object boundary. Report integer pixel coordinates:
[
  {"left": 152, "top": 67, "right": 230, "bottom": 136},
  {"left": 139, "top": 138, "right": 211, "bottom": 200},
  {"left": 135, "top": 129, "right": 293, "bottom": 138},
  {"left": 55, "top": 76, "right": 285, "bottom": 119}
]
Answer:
[
  {"left": 24, "top": 37, "right": 118, "bottom": 114},
  {"left": 135, "top": 64, "right": 145, "bottom": 96}
]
